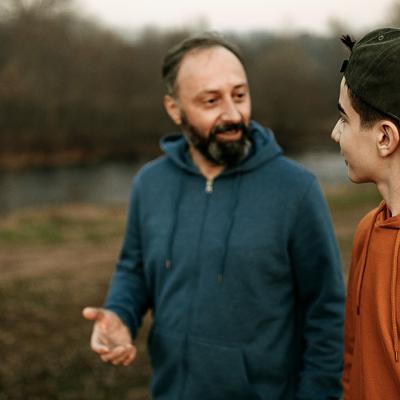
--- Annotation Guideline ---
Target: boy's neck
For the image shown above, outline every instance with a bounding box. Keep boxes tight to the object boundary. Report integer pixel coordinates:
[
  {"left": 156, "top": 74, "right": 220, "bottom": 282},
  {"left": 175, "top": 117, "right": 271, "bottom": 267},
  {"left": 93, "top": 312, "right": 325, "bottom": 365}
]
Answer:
[{"left": 377, "top": 172, "right": 400, "bottom": 216}]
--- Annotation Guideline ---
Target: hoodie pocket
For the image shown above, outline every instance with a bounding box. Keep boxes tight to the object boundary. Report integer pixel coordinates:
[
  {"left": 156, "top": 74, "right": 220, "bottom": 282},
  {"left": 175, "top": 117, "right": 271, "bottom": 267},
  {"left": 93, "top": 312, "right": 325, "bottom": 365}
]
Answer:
[
  {"left": 148, "top": 328, "right": 185, "bottom": 399},
  {"left": 185, "top": 339, "right": 260, "bottom": 400}
]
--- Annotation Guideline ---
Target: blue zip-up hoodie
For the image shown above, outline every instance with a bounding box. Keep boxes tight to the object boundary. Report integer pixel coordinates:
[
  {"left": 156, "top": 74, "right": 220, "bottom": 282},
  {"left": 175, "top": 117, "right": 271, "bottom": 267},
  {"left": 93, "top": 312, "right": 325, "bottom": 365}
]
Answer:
[{"left": 105, "top": 121, "right": 345, "bottom": 400}]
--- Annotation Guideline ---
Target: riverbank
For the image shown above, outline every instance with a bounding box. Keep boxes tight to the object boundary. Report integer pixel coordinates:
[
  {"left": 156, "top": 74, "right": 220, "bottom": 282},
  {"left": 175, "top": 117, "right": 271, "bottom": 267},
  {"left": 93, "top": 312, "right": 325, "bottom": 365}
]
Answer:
[
  {"left": 0, "top": 152, "right": 349, "bottom": 216},
  {"left": 0, "top": 147, "right": 157, "bottom": 172}
]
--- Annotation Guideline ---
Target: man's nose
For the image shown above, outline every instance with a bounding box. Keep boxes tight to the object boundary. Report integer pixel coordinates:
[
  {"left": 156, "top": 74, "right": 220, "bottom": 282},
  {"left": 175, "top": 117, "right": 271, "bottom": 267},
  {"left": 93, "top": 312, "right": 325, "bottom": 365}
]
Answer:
[
  {"left": 331, "top": 121, "right": 341, "bottom": 143},
  {"left": 221, "top": 99, "right": 241, "bottom": 122}
]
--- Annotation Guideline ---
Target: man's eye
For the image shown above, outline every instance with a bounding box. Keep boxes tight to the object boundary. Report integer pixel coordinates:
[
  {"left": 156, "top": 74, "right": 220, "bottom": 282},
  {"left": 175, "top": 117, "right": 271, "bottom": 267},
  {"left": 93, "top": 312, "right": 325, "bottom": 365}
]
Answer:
[
  {"left": 234, "top": 92, "right": 246, "bottom": 101},
  {"left": 203, "top": 98, "right": 217, "bottom": 106},
  {"left": 339, "top": 116, "right": 346, "bottom": 123}
]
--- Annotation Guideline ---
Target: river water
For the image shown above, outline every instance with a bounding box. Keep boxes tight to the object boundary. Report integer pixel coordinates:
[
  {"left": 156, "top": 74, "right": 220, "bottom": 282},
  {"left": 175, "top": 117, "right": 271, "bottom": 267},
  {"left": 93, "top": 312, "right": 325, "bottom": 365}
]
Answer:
[{"left": 0, "top": 152, "right": 348, "bottom": 214}]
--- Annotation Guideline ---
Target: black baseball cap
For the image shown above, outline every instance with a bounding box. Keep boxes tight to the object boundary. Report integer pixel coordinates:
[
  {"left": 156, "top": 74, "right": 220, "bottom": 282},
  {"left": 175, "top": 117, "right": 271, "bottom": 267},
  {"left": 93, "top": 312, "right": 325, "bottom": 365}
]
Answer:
[{"left": 341, "top": 28, "right": 400, "bottom": 122}]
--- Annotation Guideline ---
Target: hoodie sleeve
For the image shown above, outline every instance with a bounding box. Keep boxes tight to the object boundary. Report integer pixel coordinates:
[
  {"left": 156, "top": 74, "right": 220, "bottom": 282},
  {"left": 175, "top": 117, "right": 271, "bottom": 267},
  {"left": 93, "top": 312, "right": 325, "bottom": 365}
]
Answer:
[
  {"left": 103, "top": 175, "right": 150, "bottom": 338},
  {"left": 289, "top": 177, "right": 345, "bottom": 400}
]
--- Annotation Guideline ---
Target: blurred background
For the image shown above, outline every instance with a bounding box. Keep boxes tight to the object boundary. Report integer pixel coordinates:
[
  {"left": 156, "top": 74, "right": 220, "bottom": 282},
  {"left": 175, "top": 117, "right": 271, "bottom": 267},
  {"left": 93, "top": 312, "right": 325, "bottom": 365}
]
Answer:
[{"left": 0, "top": 0, "right": 396, "bottom": 398}]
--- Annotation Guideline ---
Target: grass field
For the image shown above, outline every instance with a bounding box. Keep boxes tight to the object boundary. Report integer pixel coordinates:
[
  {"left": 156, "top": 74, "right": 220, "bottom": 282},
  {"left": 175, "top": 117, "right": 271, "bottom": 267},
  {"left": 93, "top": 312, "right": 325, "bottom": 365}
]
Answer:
[{"left": 0, "top": 182, "right": 381, "bottom": 399}]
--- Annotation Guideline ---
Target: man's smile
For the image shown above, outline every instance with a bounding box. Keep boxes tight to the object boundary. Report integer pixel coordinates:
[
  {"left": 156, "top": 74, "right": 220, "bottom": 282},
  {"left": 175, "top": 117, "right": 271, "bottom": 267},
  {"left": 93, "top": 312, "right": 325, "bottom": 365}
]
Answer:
[{"left": 216, "top": 129, "right": 242, "bottom": 142}]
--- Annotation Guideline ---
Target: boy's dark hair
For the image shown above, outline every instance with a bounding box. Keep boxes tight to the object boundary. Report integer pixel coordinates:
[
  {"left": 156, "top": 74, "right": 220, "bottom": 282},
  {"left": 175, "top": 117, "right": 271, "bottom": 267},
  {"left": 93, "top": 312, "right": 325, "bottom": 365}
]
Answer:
[
  {"left": 347, "top": 89, "right": 400, "bottom": 130},
  {"left": 341, "top": 35, "right": 399, "bottom": 129},
  {"left": 340, "top": 29, "right": 400, "bottom": 130},
  {"left": 162, "top": 33, "right": 245, "bottom": 97}
]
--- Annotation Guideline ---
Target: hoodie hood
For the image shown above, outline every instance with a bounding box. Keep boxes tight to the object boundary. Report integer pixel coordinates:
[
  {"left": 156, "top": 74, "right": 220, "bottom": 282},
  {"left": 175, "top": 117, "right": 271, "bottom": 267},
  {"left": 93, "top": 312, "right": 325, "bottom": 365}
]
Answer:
[
  {"left": 376, "top": 202, "right": 400, "bottom": 229},
  {"left": 160, "top": 120, "right": 283, "bottom": 175}
]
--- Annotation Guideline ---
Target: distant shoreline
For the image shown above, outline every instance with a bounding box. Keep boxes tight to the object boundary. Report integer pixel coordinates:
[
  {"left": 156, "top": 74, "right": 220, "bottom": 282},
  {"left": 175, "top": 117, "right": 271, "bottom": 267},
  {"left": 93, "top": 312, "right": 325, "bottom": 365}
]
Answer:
[{"left": 0, "top": 150, "right": 154, "bottom": 171}]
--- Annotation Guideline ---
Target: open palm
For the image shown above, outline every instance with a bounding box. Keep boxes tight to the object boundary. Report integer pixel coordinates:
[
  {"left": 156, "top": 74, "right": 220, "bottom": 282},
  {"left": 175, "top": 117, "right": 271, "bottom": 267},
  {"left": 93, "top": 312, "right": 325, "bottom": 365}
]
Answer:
[{"left": 83, "top": 307, "right": 137, "bottom": 366}]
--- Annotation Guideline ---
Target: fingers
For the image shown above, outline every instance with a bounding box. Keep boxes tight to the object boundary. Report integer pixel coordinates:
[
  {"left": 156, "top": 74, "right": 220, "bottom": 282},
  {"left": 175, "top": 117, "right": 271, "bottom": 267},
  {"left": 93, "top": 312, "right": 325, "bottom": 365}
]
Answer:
[
  {"left": 83, "top": 306, "right": 135, "bottom": 366},
  {"left": 122, "top": 350, "right": 136, "bottom": 366},
  {"left": 100, "top": 344, "right": 137, "bottom": 366},
  {"left": 90, "top": 329, "right": 110, "bottom": 354},
  {"left": 82, "top": 307, "right": 104, "bottom": 321}
]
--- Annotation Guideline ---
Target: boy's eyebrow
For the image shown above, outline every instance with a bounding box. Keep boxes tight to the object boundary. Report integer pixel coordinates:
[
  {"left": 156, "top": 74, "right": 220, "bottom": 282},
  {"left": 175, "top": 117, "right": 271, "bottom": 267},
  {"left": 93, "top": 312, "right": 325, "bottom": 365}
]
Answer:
[{"left": 338, "top": 103, "right": 348, "bottom": 116}]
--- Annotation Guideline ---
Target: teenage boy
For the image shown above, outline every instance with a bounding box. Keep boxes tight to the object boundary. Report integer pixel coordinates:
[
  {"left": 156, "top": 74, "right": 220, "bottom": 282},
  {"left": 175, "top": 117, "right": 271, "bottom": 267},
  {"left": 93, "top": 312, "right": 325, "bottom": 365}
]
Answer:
[{"left": 331, "top": 27, "right": 400, "bottom": 400}]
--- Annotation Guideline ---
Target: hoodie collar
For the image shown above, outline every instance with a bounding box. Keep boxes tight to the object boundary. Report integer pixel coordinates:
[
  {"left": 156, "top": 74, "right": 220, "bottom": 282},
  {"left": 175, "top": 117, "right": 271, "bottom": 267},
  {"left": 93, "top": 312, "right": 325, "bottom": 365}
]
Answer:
[{"left": 375, "top": 201, "right": 400, "bottom": 229}]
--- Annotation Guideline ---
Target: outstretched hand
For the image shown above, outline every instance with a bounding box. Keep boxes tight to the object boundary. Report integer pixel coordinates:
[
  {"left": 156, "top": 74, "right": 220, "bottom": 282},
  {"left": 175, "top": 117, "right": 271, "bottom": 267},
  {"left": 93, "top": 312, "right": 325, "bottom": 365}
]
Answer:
[{"left": 82, "top": 307, "right": 137, "bottom": 366}]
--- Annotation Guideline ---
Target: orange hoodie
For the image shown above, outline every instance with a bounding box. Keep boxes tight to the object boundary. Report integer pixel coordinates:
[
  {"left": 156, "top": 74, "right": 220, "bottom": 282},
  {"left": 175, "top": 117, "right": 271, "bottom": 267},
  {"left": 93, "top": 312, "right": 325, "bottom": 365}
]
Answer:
[{"left": 343, "top": 201, "right": 400, "bottom": 399}]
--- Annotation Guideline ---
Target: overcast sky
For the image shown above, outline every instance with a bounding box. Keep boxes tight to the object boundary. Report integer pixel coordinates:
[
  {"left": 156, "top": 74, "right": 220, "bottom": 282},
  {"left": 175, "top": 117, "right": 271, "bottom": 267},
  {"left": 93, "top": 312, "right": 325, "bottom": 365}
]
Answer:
[{"left": 75, "top": 0, "right": 397, "bottom": 36}]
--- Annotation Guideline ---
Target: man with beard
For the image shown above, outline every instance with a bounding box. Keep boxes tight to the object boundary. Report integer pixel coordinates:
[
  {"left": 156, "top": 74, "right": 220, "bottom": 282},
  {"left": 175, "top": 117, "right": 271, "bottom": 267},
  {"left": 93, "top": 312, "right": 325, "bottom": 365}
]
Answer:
[{"left": 83, "top": 34, "right": 345, "bottom": 400}]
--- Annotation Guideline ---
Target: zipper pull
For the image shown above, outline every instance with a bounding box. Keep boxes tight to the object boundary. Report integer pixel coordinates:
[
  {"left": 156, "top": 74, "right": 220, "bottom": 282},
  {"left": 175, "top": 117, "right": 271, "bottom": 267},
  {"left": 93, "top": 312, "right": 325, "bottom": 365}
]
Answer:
[{"left": 205, "top": 179, "right": 213, "bottom": 193}]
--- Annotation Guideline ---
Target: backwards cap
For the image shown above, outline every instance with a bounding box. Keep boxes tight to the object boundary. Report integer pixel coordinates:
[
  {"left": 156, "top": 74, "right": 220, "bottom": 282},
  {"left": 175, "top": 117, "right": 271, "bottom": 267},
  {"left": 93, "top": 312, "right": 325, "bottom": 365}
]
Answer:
[{"left": 341, "top": 27, "right": 400, "bottom": 121}]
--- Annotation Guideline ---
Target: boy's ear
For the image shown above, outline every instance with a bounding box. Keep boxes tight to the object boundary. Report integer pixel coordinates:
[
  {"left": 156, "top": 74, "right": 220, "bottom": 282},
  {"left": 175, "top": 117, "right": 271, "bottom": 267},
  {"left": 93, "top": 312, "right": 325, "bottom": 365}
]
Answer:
[
  {"left": 163, "top": 95, "right": 182, "bottom": 125},
  {"left": 376, "top": 120, "right": 400, "bottom": 157}
]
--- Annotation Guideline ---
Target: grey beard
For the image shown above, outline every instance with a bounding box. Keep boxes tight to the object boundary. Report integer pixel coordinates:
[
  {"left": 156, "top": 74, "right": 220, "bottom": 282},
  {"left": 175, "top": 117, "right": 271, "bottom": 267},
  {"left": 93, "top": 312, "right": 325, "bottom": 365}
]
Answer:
[
  {"left": 206, "top": 137, "right": 252, "bottom": 166},
  {"left": 181, "top": 118, "right": 252, "bottom": 167}
]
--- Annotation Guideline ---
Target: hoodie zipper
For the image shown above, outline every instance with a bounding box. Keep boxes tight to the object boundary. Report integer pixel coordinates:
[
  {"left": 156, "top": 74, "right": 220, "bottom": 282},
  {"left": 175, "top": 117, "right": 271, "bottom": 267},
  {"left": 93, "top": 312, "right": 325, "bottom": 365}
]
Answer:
[
  {"left": 205, "top": 179, "right": 213, "bottom": 193},
  {"left": 179, "top": 181, "right": 212, "bottom": 400}
]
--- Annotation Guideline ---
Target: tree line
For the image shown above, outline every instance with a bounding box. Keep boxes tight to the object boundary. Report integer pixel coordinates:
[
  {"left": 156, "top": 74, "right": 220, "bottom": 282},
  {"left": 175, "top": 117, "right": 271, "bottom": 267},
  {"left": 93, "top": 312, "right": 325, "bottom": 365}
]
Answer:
[{"left": 0, "top": 0, "right": 398, "bottom": 168}]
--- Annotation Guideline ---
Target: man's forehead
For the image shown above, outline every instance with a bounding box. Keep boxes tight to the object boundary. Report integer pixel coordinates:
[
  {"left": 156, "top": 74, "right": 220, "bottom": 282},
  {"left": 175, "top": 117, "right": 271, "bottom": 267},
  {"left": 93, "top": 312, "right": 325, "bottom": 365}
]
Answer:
[
  {"left": 178, "top": 47, "right": 246, "bottom": 79},
  {"left": 176, "top": 47, "right": 248, "bottom": 95}
]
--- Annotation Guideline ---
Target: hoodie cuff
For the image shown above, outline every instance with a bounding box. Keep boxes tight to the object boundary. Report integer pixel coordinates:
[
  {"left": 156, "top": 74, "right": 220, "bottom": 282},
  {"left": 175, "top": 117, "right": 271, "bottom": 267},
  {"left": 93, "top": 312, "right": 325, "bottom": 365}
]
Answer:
[{"left": 103, "top": 305, "right": 138, "bottom": 339}]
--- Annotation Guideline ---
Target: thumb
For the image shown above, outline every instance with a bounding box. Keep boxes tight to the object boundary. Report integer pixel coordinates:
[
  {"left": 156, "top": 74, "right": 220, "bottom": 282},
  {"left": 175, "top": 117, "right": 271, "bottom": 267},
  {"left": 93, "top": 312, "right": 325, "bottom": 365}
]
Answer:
[{"left": 82, "top": 307, "right": 105, "bottom": 321}]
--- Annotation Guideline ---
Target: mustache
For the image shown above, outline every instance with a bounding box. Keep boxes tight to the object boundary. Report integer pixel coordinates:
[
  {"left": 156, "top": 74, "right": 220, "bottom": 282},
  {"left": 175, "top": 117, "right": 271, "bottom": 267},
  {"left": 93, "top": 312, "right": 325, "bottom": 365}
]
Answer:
[{"left": 210, "top": 122, "right": 247, "bottom": 136}]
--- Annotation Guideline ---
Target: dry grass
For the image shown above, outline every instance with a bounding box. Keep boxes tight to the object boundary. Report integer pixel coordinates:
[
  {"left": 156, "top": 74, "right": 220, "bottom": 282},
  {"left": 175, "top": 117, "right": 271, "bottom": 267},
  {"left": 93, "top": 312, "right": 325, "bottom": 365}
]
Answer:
[
  {"left": 0, "top": 184, "right": 382, "bottom": 399},
  {"left": 0, "top": 205, "right": 152, "bottom": 400}
]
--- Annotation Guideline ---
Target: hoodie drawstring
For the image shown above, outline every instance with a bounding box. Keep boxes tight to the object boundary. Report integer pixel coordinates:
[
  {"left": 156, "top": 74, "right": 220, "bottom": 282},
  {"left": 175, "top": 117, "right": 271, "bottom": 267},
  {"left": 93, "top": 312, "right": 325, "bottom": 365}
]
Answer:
[
  {"left": 217, "top": 173, "right": 242, "bottom": 283},
  {"left": 355, "top": 207, "right": 381, "bottom": 315},
  {"left": 391, "top": 230, "right": 400, "bottom": 362},
  {"left": 164, "top": 171, "right": 242, "bottom": 282},
  {"left": 164, "top": 172, "right": 184, "bottom": 270}
]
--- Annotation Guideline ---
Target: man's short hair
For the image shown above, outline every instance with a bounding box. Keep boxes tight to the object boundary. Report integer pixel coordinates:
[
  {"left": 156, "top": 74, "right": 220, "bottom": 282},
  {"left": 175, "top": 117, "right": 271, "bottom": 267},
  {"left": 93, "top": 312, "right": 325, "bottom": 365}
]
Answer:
[
  {"left": 162, "top": 33, "right": 245, "bottom": 97},
  {"left": 340, "top": 29, "right": 400, "bottom": 129}
]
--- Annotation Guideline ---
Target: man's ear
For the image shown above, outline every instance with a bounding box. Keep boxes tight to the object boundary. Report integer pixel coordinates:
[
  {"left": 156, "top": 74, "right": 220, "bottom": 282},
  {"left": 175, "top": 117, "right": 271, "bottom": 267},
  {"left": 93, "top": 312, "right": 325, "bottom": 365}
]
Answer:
[
  {"left": 163, "top": 95, "right": 182, "bottom": 125},
  {"left": 376, "top": 120, "right": 400, "bottom": 157}
]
